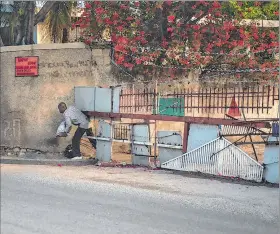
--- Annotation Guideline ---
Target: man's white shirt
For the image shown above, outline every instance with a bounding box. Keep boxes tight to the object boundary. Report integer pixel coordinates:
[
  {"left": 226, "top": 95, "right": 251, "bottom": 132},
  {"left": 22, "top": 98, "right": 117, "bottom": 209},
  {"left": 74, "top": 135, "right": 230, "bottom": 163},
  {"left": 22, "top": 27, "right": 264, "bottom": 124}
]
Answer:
[{"left": 63, "top": 106, "right": 89, "bottom": 132}]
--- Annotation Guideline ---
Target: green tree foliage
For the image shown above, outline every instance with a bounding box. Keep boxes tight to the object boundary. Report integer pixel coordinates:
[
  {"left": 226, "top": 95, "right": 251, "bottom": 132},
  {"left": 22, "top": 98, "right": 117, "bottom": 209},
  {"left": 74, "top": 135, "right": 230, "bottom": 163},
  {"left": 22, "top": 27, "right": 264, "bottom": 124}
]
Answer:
[
  {"left": 42, "top": 1, "right": 75, "bottom": 43},
  {"left": 0, "top": 1, "right": 75, "bottom": 46},
  {"left": 226, "top": 1, "right": 279, "bottom": 20},
  {"left": 0, "top": 1, "right": 36, "bottom": 45}
]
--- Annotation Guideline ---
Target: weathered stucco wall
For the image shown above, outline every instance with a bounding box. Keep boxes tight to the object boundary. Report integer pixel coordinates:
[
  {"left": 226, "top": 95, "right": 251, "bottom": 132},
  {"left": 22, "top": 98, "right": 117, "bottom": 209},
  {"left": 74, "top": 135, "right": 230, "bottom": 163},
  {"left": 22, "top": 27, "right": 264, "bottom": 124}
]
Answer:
[
  {"left": 1, "top": 43, "right": 278, "bottom": 154},
  {"left": 0, "top": 43, "right": 114, "bottom": 151}
]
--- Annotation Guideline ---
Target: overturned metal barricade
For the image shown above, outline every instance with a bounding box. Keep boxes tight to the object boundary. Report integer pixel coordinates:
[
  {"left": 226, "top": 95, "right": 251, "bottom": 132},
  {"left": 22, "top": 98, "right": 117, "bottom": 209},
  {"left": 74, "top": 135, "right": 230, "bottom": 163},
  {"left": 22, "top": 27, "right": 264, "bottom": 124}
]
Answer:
[{"left": 161, "top": 137, "right": 264, "bottom": 182}]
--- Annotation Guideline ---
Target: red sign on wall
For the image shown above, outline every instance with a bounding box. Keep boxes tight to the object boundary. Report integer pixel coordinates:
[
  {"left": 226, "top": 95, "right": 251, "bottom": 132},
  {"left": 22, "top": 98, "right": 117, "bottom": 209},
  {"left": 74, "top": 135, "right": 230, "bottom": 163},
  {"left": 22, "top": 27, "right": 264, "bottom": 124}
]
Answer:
[{"left": 15, "top": 56, "right": 39, "bottom": 77}]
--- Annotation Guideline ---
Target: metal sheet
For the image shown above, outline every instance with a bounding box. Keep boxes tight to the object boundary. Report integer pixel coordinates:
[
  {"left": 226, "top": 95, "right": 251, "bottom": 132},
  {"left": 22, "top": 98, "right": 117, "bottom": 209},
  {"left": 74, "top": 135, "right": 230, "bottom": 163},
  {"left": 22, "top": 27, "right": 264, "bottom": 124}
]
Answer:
[
  {"left": 158, "top": 98, "right": 185, "bottom": 116},
  {"left": 263, "top": 136, "right": 279, "bottom": 184},
  {"left": 264, "top": 145, "right": 279, "bottom": 165},
  {"left": 133, "top": 124, "right": 149, "bottom": 142},
  {"left": 98, "top": 121, "right": 111, "bottom": 138},
  {"left": 74, "top": 87, "right": 95, "bottom": 111},
  {"left": 132, "top": 124, "right": 150, "bottom": 166},
  {"left": 95, "top": 120, "right": 112, "bottom": 162},
  {"left": 96, "top": 140, "right": 111, "bottom": 162},
  {"left": 112, "top": 87, "right": 121, "bottom": 113},
  {"left": 264, "top": 164, "right": 279, "bottom": 184},
  {"left": 158, "top": 147, "right": 183, "bottom": 165},
  {"left": 95, "top": 88, "right": 112, "bottom": 112},
  {"left": 157, "top": 131, "right": 183, "bottom": 165},
  {"left": 75, "top": 87, "right": 116, "bottom": 113},
  {"left": 157, "top": 131, "right": 182, "bottom": 145},
  {"left": 187, "top": 124, "right": 219, "bottom": 152},
  {"left": 131, "top": 145, "right": 150, "bottom": 166}
]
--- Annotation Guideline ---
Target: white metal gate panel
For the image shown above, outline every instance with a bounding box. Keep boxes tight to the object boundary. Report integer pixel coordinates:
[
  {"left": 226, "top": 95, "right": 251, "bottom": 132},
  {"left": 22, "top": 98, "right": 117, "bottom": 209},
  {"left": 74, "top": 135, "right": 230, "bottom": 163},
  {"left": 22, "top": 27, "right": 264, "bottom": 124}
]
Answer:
[
  {"left": 161, "top": 137, "right": 263, "bottom": 182},
  {"left": 131, "top": 124, "right": 151, "bottom": 166}
]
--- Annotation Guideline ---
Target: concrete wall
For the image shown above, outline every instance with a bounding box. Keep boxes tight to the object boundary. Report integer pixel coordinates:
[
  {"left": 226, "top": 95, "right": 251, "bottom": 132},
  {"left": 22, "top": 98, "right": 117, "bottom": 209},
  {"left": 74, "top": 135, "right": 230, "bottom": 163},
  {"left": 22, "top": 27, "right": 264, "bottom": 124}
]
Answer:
[
  {"left": 0, "top": 43, "right": 114, "bottom": 151},
  {"left": 1, "top": 42, "right": 278, "bottom": 155}
]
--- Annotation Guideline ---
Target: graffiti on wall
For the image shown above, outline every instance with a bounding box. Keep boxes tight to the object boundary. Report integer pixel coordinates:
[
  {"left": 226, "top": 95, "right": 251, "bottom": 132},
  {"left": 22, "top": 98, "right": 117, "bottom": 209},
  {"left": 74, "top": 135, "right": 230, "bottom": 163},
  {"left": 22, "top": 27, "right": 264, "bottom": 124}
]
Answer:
[
  {"left": 41, "top": 70, "right": 94, "bottom": 79},
  {"left": 40, "top": 60, "right": 95, "bottom": 69},
  {"left": 1, "top": 118, "right": 21, "bottom": 145},
  {"left": 39, "top": 59, "right": 96, "bottom": 79}
]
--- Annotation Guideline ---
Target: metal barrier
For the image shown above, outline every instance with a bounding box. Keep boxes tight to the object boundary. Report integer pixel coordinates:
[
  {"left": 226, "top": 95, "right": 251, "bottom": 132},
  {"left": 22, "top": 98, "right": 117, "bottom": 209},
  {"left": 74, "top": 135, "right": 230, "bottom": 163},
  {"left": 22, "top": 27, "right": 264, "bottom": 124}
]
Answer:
[{"left": 161, "top": 137, "right": 263, "bottom": 182}]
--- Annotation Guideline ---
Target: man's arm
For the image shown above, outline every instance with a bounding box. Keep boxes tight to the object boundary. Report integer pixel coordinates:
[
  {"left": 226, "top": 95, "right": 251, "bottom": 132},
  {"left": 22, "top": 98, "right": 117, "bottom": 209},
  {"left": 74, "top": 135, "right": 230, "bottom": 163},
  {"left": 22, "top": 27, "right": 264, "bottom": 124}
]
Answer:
[{"left": 64, "top": 116, "right": 72, "bottom": 133}]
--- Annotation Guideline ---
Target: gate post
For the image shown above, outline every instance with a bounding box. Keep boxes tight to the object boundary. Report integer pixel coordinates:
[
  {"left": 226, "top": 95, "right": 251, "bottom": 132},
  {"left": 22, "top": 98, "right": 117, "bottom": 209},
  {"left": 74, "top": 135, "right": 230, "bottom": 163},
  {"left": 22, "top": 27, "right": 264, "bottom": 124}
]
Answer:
[
  {"left": 96, "top": 120, "right": 112, "bottom": 162},
  {"left": 182, "top": 122, "right": 190, "bottom": 153}
]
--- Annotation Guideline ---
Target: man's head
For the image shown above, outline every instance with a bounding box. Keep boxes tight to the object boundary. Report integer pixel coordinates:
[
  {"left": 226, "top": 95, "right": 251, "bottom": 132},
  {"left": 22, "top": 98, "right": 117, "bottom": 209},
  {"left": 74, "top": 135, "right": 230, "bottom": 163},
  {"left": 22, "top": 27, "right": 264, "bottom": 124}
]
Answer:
[{"left": 58, "top": 102, "right": 67, "bottom": 114}]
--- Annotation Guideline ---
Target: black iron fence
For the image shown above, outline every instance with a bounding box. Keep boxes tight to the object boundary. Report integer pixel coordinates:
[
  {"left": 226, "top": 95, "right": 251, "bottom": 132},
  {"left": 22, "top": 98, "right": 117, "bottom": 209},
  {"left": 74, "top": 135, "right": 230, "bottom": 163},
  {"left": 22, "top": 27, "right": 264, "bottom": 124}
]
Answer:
[
  {"left": 113, "top": 124, "right": 130, "bottom": 140},
  {"left": 120, "top": 85, "right": 279, "bottom": 115}
]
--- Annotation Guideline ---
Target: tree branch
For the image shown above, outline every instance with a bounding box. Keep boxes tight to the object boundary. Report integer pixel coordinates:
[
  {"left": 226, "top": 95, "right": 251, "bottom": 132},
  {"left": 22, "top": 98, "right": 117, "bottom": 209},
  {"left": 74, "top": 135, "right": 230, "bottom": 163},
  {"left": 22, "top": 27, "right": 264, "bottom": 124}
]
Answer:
[
  {"left": 26, "top": 1, "right": 35, "bottom": 44},
  {"left": 34, "top": 1, "right": 55, "bottom": 26}
]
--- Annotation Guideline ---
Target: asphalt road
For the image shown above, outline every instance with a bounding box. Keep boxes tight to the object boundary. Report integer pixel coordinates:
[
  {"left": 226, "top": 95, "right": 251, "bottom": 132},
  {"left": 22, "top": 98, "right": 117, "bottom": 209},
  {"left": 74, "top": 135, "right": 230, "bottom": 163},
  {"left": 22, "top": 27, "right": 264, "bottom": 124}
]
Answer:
[{"left": 1, "top": 165, "right": 278, "bottom": 234}]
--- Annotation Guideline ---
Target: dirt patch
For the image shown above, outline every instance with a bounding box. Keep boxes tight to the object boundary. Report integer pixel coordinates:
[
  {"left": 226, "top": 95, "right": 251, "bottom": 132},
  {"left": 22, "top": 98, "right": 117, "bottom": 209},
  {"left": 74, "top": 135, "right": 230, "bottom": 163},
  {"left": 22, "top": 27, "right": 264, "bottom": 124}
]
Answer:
[
  {"left": 80, "top": 138, "right": 96, "bottom": 158},
  {"left": 112, "top": 141, "right": 131, "bottom": 163},
  {"left": 226, "top": 135, "right": 265, "bottom": 163},
  {"left": 84, "top": 177, "right": 181, "bottom": 194}
]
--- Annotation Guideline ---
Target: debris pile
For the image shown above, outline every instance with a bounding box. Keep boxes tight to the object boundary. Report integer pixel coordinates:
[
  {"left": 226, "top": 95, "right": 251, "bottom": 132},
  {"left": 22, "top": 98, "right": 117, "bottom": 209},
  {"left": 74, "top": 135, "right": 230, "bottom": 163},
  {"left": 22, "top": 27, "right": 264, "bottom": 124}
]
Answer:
[
  {"left": 0, "top": 146, "right": 62, "bottom": 159},
  {"left": 97, "top": 160, "right": 158, "bottom": 170}
]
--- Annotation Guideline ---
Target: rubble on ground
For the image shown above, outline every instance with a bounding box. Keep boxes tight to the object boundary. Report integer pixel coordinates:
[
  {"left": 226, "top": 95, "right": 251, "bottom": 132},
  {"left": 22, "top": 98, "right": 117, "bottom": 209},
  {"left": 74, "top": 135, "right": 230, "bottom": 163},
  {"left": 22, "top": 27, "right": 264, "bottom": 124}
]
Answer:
[
  {"left": 97, "top": 160, "right": 158, "bottom": 170},
  {"left": 0, "top": 146, "right": 63, "bottom": 159}
]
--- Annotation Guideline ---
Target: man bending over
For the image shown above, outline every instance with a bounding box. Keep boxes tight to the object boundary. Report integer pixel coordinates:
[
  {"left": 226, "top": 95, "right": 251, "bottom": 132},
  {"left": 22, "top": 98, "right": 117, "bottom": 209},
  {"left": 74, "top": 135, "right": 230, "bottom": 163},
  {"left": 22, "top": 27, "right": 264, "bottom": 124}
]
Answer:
[{"left": 57, "top": 102, "right": 96, "bottom": 159}]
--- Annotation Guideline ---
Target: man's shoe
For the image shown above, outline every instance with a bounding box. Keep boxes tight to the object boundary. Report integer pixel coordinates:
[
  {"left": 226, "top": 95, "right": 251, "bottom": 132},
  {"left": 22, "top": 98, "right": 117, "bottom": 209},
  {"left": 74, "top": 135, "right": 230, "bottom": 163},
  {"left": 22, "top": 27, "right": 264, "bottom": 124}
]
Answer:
[{"left": 71, "top": 156, "right": 83, "bottom": 160}]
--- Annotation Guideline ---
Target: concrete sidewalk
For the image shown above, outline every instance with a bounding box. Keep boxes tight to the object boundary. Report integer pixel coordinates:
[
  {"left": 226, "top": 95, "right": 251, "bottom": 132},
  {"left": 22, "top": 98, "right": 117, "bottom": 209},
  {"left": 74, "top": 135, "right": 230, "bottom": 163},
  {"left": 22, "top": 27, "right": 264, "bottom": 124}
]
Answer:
[
  {"left": 0, "top": 156, "right": 98, "bottom": 166},
  {"left": 0, "top": 146, "right": 98, "bottom": 166}
]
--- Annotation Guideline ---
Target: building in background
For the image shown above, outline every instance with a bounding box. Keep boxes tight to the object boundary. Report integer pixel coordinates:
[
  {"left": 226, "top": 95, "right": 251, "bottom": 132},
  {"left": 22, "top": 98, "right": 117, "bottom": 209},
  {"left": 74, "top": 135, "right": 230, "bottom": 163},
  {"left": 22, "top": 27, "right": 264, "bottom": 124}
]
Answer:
[{"left": 36, "top": 2, "right": 84, "bottom": 44}]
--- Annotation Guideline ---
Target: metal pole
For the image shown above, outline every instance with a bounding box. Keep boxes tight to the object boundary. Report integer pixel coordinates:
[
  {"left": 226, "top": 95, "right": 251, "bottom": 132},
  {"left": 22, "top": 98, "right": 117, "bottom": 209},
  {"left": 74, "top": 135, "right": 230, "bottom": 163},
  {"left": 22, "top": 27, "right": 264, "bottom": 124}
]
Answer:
[
  {"left": 153, "top": 80, "right": 158, "bottom": 167},
  {"left": 130, "top": 124, "right": 135, "bottom": 165},
  {"left": 109, "top": 87, "right": 114, "bottom": 161},
  {"left": 239, "top": 84, "right": 258, "bottom": 161},
  {"left": 210, "top": 134, "right": 249, "bottom": 159},
  {"left": 132, "top": 84, "right": 135, "bottom": 115},
  {"left": 182, "top": 122, "right": 190, "bottom": 153}
]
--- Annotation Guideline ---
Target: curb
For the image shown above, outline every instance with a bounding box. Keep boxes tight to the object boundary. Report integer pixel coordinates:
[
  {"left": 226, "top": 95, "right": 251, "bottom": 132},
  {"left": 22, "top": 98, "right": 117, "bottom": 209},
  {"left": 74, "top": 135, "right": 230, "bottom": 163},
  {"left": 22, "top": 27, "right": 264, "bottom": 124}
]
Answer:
[
  {"left": 0, "top": 157, "right": 98, "bottom": 166},
  {"left": 97, "top": 161, "right": 159, "bottom": 170}
]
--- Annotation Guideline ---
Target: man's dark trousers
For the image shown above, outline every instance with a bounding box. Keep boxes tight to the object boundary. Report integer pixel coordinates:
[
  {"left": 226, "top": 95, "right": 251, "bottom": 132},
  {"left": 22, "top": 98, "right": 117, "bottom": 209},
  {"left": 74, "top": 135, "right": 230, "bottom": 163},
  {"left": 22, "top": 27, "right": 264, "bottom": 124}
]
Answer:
[{"left": 72, "top": 127, "right": 96, "bottom": 157}]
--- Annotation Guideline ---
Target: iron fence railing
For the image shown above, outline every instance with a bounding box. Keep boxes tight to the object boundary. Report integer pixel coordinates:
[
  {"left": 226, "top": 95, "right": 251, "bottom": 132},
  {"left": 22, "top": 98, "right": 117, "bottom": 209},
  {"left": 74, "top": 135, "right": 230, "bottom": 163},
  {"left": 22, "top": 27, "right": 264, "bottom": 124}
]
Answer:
[
  {"left": 119, "top": 85, "right": 279, "bottom": 115},
  {"left": 113, "top": 124, "right": 130, "bottom": 140}
]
